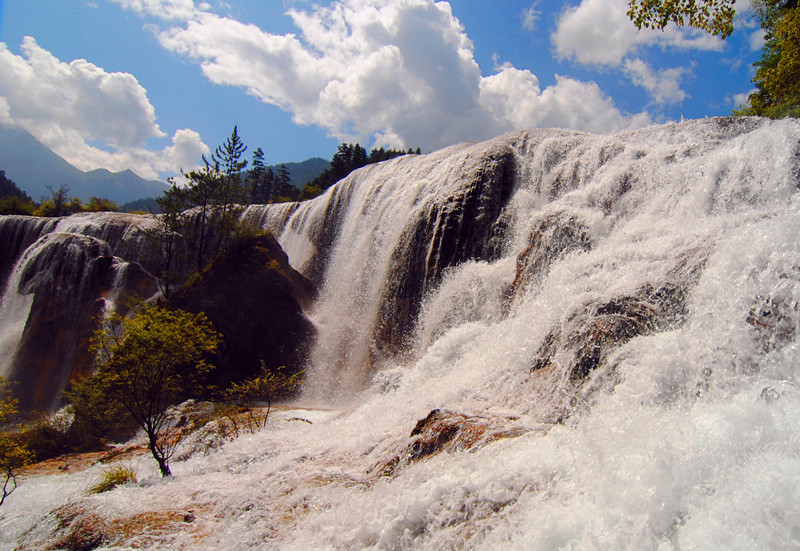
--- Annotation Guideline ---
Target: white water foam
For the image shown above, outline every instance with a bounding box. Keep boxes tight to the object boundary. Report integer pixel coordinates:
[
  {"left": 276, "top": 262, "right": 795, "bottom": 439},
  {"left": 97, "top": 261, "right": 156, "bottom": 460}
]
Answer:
[{"left": 2, "top": 118, "right": 800, "bottom": 549}]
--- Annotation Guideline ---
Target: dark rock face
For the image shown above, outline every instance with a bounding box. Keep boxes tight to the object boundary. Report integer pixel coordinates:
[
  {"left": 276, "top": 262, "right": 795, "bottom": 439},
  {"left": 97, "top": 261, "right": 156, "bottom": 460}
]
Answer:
[
  {"left": 170, "top": 233, "right": 316, "bottom": 387},
  {"left": 373, "top": 149, "right": 516, "bottom": 359},
  {"left": 9, "top": 232, "right": 158, "bottom": 411}
]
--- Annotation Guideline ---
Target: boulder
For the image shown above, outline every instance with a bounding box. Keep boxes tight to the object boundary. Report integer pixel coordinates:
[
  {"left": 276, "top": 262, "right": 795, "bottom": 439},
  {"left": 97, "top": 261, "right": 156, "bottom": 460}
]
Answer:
[{"left": 169, "top": 232, "right": 316, "bottom": 387}]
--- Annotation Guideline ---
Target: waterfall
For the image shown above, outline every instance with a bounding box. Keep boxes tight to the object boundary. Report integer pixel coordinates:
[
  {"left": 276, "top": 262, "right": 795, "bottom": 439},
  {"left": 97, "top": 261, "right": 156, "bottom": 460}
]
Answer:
[
  {"left": 3, "top": 117, "right": 800, "bottom": 549},
  {"left": 0, "top": 213, "right": 159, "bottom": 410},
  {"left": 245, "top": 117, "right": 800, "bottom": 407}
]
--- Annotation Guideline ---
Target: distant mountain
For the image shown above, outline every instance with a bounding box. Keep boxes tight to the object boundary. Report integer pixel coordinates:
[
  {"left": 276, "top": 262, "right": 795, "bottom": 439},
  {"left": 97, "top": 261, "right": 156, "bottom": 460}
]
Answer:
[
  {"left": 0, "top": 125, "right": 168, "bottom": 203},
  {"left": 273, "top": 158, "right": 329, "bottom": 188}
]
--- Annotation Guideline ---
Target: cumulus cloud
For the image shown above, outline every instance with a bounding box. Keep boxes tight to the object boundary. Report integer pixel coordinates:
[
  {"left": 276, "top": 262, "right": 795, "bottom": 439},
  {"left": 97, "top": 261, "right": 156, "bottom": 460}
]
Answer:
[
  {"left": 552, "top": 0, "right": 724, "bottom": 66},
  {"left": 730, "top": 89, "right": 756, "bottom": 109},
  {"left": 623, "top": 58, "right": 690, "bottom": 105},
  {"left": 479, "top": 67, "right": 650, "bottom": 134},
  {"left": 0, "top": 37, "right": 208, "bottom": 179},
  {"left": 116, "top": 0, "right": 647, "bottom": 151}
]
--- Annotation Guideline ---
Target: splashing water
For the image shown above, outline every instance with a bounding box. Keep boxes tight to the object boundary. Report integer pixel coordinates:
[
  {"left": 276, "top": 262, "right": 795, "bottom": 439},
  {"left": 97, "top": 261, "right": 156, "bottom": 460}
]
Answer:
[{"left": 2, "top": 118, "right": 800, "bottom": 549}]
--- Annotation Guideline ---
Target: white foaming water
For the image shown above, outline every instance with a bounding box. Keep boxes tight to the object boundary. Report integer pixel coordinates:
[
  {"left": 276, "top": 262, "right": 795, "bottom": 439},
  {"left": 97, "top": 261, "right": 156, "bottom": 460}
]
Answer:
[{"left": 3, "top": 118, "right": 800, "bottom": 549}]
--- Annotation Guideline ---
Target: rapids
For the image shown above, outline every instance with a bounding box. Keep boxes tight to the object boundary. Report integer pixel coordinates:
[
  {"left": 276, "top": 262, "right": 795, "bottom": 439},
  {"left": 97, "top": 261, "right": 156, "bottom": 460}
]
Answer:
[{"left": 2, "top": 117, "right": 800, "bottom": 549}]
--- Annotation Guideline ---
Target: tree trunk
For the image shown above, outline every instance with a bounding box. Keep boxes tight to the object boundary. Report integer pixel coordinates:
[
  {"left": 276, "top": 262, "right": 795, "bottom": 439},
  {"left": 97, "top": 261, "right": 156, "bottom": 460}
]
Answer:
[{"left": 147, "top": 432, "right": 172, "bottom": 477}]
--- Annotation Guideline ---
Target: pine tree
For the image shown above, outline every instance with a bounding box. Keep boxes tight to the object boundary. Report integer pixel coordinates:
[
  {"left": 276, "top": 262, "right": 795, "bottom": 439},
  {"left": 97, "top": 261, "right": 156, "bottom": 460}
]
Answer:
[
  {"left": 273, "top": 164, "right": 295, "bottom": 201},
  {"left": 248, "top": 147, "right": 267, "bottom": 204}
]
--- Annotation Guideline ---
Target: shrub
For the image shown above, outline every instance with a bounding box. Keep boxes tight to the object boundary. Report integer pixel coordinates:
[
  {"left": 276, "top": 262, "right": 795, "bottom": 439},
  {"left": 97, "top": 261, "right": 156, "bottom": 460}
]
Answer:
[{"left": 89, "top": 464, "right": 137, "bottom": 494}]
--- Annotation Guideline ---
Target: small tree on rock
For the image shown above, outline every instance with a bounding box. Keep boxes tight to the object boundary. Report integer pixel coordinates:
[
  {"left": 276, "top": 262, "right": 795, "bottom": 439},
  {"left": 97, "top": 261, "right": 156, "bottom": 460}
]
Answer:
[
  {"left": 0, "top": 378, "right": 31, "bottom": 506},
  {"left": 85, "top": 304, "right": 221, "bottom": 476}
]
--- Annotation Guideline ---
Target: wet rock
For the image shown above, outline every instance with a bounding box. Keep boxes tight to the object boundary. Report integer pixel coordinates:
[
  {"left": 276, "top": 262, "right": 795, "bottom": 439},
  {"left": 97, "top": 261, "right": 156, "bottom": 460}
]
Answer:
[
  {"left": 531, "top": 247, "right": 709, "bottom": 384},
  {"left": 170, "top": 232, "right": 316, "bottom": 386},
  {"left": 373, "top": 148, "right": 516, "bottom": 359},
  {"left": 746, "top": 295, "right": 798, "bottom": 352},
  {"left": 8, "top": 233, "right": 158, "bottom": 411},
  {"left": 375, "top": 409, "right": 526, "bottom": 477}
]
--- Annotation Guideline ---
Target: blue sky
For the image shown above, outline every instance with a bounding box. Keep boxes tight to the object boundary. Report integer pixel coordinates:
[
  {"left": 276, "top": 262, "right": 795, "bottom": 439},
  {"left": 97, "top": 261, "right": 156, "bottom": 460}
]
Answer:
[{"left": 0, "top": 0, "right": 763, "bottom": 181}]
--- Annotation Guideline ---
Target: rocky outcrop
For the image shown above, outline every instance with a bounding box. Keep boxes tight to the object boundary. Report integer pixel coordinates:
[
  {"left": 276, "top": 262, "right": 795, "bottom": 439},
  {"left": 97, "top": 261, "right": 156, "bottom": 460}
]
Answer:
[
  {"left": 523, "top": 247, "right": 710, "bottom": 422},
  {"left": 374, "top": 409, "right": 527, "bottom": 478},
  {"left": 169, "top": 233, "right": 316, "bottom": 387},
  {"left": 8, "top": 232, "right": 158, "bottom": 411}
]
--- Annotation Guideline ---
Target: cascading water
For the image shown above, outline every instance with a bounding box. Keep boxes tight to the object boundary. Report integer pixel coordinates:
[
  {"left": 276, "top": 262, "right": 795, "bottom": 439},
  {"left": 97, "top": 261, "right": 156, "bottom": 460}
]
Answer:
[
  {"left": 0, "top": 213, "right": 159, "bottom": 410},
  {"left": 2, "top": 117, "right": 800, "bottom": 549}
]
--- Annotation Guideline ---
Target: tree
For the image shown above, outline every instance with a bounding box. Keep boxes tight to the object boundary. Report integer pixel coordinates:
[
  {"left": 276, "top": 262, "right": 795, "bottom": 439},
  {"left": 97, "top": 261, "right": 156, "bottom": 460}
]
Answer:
[
  {"left": 0, "top": 378, "right": 31, "bottom": 507},
  {"left": 0, "top": 196, "right": 35, "bottom": 215},
  {"left": 209, "top": 126, "right": 248, "bottom": 254},
  {"left": 246, "top": 147, "right": 278, "bottom": 204},
  {"left": 151, "top": 178, "right": 191, "bottom": 298},
  {"left": 86, "top": 304, "right": 221, "bottom": 476},
  {"left": 34, "top": 184, "right": 82, "bottom": 217},
  {"left": 273, "top": 164, "right": 296, "bottom": 202},
  {"left": 0, "top": 170, "right": 32, "bottom": 203},
  {"left": 627, "top": 0, "right": 736, "bottom": 38},
  {"left": 737, "top": 1, "right": 800, "bottom": 118},
  {"left": 222, "top": 362, "right": 302, "bottom": 431},
  {"left": 178, "top": 158, "right": 221, "bottom": 272},
  {"left": 84, "top": 196, "right": 120, "bottom": 212}
]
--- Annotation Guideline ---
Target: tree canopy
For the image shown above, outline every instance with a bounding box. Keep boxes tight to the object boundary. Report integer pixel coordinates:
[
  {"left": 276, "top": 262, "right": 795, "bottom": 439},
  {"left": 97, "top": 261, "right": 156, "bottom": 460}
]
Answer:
[
  {"left": 737, "top": 1, "right": 800, "bottom": 118},
  {"left": 627, "top": 0, "right": 736, "bottom": 38},
  {"left": 627, "top": 0, "right": 799, "bottom": 118},
  {"left": 0, "top": 378, "right": 31, "bottom": 506},
  {"left": 300, "top": 143, "right": 421, "bottom": 200}
]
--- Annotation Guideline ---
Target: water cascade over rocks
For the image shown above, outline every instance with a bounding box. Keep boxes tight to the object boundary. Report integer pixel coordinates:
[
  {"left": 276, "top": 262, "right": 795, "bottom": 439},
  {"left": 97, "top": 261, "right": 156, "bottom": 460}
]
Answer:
[{"left": 3, "top": 117, "right": 800, "bottom": 549}]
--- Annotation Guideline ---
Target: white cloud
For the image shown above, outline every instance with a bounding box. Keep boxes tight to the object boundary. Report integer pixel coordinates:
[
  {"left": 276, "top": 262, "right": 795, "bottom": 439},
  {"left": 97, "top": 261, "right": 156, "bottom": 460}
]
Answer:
[
  {"left": 552, "top": 0, "right": 723, "bottom": 67},
  {"left": 730, "top": 89, "right": 756, "bottom": 109},
  {"left": 0, "top": 37, "right": 209, "bottom": 179},
  {"left": 748, "top": 28, "right": 765, "bottom": 51},
  {"left": 522, "top": 4, "right": 540, "bottom": 32},
  {"left": 112, "top": 0, "right": 202, "bottom": 20},
  {"left": 479, "top": 68, "right": 651, "bottom": 134},
  {"left": 121, "top": 0, "right": 648, "bottom": 152},
  {"left": 623, "top": 58, "right": 690, "bottom": 104}
]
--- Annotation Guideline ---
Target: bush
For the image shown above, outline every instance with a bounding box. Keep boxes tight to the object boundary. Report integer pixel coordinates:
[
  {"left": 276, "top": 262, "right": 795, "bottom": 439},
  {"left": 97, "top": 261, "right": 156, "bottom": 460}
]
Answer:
[
  {"left": 16, "top": 411, "right": 72, "bottom": 461},
  {"left": 1, "top": 377, "right": 31, "bottom": 507}
]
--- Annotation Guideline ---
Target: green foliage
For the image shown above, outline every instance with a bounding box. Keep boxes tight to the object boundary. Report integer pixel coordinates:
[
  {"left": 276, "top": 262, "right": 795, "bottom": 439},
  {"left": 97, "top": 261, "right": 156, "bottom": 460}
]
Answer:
[
  {"left": 85, "top": 304, "right": 221, "bottom": 476},
  {"left": 24, "top": 183, "right": 121, "bottom": 216},
  {"left": 219, "top": 362, "right": 303, "bottom": 435},
  {"left": 247, "top": 147, "right": 274, "bottom": 204},
  {"left": 161, "top": 127, "right": 252, "bottom": 274},
  {"left": 88, "top": 464, "right": 137, "bottom": 494},
  {"left": 736, "top": 2, "right": 800, "bottom": 118},
  {"left": 121, "top": 196, "right": 160, "bottom": 214},
  {"left": 64, "top": 372, "right": 128, "bottom": 447},
  {"left": 627, "top": 0, "right": 736, "bottom": 38},
  {"left": 33, "top": 184, "right": 83, "bottom": 217},
  {"left": 0, "top": 170, "right": 34, "bottom": 214},
  {"left": 0, "top": 195, "right": 36, "bottom": 215},
  {"left": 0, "top": 378, "right": 31, "bottom": 507},
  {"left": 0, "top": 170, "right": 31, "bottom": 202},
  {"left": 83, "top": 196, "right": 120, "bottom": 212}
]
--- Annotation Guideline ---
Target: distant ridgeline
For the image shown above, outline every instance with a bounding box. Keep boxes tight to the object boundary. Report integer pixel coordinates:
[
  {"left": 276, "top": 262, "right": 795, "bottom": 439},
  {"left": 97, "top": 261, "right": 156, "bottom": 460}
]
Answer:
[{"left": 1, "top": 117, "right": 799, "bottom": 421}]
